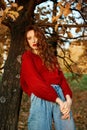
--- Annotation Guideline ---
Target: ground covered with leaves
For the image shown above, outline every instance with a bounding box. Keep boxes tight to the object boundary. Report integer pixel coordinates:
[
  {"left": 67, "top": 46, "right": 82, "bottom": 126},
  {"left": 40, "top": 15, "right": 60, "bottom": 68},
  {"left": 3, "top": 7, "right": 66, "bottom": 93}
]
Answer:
[{"left": 18, "top": 89, "right": 87, "bottom": 130}]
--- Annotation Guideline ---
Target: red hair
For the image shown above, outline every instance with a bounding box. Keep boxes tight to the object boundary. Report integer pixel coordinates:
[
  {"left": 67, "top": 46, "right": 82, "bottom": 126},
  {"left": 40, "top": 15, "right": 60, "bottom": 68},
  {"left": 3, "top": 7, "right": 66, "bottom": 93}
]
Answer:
[{"left": 24, "top": 25, "right": 59, "bottom": 70}]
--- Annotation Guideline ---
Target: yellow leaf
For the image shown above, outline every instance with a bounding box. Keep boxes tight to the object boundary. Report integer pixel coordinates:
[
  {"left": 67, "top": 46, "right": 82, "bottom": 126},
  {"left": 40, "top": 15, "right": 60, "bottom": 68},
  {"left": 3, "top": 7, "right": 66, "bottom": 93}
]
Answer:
[
  {"left": 57, "top": 2, "right": 64, "bottom": 13},
  {"left": 7, "top": 14, "right": 16, "bottom": 21},
  {"left": 76, "top": 3, "right": 81, "bottom": 10},
  {"left": 11, "top": 3, "right": 18, "bottom": 8},
  {"left": 63, "top": 3, "right": 71, "bottom": 16},
  {"left": 17, "top": 6, "right": 23, "bottom": 11},
  {"left": 67, "top": 31, "right": 73, "bottom": 38},
  {"left": 57, "top": 2, "right": 62, "bottom": 6},
  {"left": 52, "top": 16, "right": 57, "bottom": 22},
  {"left": 75, "top": 28, "right": 81, "bottom": 33},
  {"left": 55, "top": 24, "right": 59, "bottom": 32},
  {"left": 65, "top": 3, "right": 71, "bottom": 8},
  {"left": 0, "top": 42, "right": 3, "bottom": 53},
  {"left": 4, "top": 7, "right": 10, "bottom": 14},
  {"left": 8, "top": 11, "right": 19, "bottom": 18},
  {"left": 63, "top": 8, "right": 71, "bottom": 17},
  {"left": 52, "top": 12, "right": 62, "bottom": 22}
]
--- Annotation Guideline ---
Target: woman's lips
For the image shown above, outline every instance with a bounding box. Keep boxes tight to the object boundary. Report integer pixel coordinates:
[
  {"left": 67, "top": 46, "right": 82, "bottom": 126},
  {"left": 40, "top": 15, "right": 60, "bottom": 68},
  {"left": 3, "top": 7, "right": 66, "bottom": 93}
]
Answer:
[{"left": 33, "top": 43, "right": 37, "bottom": 46}]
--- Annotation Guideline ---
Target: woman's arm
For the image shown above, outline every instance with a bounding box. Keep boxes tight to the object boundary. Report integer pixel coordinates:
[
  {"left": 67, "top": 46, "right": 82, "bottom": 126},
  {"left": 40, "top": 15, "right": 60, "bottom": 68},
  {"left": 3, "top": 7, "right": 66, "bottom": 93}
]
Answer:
[
  {"left": 20, "top": 51, "right": 58, "bottom": 102},
  {"left": 59, "top": 70, "right": 72, "bottom": 98}
]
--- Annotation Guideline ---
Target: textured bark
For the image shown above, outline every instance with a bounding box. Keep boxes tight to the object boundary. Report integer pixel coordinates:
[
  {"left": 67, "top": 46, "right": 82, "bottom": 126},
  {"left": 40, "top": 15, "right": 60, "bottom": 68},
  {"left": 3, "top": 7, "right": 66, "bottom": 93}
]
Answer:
[{"left": 0, "top": 0, "right": 38, "bottom": 129}]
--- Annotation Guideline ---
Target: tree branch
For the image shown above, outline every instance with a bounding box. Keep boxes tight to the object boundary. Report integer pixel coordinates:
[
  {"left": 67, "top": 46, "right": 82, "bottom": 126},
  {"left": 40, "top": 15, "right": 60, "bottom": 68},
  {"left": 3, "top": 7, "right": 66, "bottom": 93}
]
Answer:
[
  {"left": 0, "top": 66, "right": 4, "bottom": 70},
  {"left": 36, "top": 23, "right": 87, "bottom": 28},
  {"left": 58, "top": 35, "right": 87, "bottom": 40}
]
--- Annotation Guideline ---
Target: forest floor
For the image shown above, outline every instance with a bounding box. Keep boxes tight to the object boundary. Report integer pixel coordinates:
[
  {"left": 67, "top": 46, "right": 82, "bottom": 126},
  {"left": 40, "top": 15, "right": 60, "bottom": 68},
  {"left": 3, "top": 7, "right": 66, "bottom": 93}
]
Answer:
[{"left": 18, "top": 89, "right": 87, "bottom": 130}]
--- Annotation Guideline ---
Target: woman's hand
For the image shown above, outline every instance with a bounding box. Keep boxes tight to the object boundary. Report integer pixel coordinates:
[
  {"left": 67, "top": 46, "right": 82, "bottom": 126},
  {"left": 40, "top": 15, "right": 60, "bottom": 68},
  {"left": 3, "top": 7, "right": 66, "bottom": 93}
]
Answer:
[
  {"left": 66, "top": 95, "right": 72, "bottom": 112},
  {"left": 55, "top": 97, "right": 64, "bottom": 110},
  {"left": 55, "top": 96, "right": 72, "bottom": 120},
  {"left": 60, "top": 101, "right": 71, "bottom": 120},
  {"left": 61, "top": 112, "right": 71, "bottom": 120},
  {"left": 61, "top": 95, "right": 72, "bottom": 120},
  {"left": 55, "top": 98, "right": 69, "bottom": 117},
  {"left": 66, "top": 94, "right": 72, "bottom": 103}
]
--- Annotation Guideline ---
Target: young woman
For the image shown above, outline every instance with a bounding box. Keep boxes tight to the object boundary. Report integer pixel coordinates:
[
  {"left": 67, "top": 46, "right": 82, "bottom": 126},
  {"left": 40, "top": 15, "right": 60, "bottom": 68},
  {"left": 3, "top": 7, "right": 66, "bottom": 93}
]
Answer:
[{"left": 20, "top": 25, "right": 76, "bottom": 130}]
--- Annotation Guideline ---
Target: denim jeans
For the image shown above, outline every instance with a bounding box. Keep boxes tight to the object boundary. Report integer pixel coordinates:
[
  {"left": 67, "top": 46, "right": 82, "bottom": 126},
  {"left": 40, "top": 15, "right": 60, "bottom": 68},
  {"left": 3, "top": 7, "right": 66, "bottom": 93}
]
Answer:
[{"left": 28, "top": 85, "right": 76, "bottom": 130}]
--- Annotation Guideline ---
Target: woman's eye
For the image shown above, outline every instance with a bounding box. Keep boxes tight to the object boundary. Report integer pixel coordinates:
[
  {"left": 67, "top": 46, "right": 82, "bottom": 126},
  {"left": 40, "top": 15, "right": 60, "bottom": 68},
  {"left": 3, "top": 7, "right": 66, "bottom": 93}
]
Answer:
[{"left": 27, "top": 37, "right": 31, "bottom": 40}]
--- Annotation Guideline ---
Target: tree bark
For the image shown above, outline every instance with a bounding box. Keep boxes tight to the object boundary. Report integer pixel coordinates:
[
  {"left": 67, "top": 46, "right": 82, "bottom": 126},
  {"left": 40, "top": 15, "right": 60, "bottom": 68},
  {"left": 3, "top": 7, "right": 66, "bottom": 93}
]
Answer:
[{"left": 0, "top": 0, "right": 37, "bottom": 129}]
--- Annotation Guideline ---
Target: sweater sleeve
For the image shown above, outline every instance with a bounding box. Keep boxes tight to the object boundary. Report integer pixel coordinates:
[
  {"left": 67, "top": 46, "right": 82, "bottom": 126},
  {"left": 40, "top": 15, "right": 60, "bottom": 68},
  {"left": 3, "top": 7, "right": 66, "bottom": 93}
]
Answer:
[
  {"left": 59, "top": 70, "right": 72, "bottom": 98},
  {"left": 20, "top": 52, "right": 58, "bottom": 102}
]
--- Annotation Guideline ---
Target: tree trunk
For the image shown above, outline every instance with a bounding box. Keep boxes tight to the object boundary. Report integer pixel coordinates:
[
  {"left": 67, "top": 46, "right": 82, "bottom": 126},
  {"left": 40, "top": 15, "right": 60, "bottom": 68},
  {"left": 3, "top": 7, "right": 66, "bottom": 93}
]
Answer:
[
  {"left": 0, "top": 25, "right": 27, "bottom": 130},
  {"left": 0, "top": 39, "right": 19, "bottom": 130},
  {"left": 0, "top": 0, "right": 37, "bottom": 129}
]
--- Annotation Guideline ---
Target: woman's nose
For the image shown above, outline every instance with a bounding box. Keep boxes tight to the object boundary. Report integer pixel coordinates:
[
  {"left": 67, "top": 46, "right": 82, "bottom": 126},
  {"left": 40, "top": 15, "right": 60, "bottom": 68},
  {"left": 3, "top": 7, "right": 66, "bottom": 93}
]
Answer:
[
  {"left": 32, "top": 38, "right": 35, "bottom": 42},
  {"left": 33, "top": 38, "right": 37, "bottom": 43}
]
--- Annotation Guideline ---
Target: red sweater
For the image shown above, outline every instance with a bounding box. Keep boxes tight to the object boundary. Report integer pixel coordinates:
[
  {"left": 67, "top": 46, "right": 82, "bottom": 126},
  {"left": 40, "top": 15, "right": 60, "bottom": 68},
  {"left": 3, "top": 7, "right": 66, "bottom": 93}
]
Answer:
[{"left": 20, "top": 50, "right": 72, "bottom": 102}]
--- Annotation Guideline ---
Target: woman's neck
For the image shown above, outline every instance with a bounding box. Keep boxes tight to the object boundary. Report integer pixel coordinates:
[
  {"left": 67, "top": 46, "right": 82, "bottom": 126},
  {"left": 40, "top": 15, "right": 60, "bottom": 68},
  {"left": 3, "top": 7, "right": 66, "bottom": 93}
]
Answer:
[{"left": 33, "top": 49, "right": 39, "bottom": 55}]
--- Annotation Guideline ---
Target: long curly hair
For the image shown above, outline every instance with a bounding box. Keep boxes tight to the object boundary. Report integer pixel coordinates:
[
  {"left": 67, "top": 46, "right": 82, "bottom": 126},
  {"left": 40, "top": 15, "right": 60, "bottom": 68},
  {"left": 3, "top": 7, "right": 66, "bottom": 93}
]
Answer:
[{"left": 24, "top": 25, "right": 59, "bottom": 70}]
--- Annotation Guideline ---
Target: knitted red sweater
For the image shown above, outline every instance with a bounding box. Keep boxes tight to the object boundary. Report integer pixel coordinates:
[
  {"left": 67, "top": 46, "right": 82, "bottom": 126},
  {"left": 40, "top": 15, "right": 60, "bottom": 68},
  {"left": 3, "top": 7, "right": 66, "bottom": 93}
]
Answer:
[{"left": 20, "top": 50, "right": 72, "bottom": 102}]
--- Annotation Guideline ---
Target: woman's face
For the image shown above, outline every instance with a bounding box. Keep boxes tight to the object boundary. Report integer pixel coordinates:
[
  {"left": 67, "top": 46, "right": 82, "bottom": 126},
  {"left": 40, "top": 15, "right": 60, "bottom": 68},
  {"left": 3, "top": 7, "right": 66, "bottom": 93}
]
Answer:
[{"left": 26, "top": 30, "right": 38, "bottom": 53}]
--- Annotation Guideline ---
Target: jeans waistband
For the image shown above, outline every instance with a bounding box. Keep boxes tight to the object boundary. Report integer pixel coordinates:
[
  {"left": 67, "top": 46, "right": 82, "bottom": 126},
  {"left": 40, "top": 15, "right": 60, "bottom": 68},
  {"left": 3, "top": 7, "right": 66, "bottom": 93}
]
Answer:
[{"left": 51, "top": 84, "right": 65, "bottom": 101}]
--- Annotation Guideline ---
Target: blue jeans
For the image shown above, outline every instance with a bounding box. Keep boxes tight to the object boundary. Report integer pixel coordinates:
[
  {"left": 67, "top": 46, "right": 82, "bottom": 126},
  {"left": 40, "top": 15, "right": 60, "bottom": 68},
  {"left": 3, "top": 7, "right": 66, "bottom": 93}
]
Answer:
[{"left": 28, "top": 85, "right": 76, "bottom": 130}]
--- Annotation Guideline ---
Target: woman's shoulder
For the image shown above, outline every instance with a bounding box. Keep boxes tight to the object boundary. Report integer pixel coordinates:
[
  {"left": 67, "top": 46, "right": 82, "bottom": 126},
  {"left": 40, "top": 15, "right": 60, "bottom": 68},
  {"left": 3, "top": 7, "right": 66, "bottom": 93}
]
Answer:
[
  {"left": 22, "top": 50, "right": 32, "bottom": 57},
  {"left": 22, "top": 50, "right": 41, "bottom": 62},
  {"left": 21, "top": 50, "right": 32, "bottom": 60}
]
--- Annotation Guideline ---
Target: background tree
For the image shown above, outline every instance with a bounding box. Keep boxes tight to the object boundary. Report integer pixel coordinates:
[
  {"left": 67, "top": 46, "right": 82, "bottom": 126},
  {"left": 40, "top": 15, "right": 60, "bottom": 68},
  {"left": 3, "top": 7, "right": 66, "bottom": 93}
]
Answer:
[
  {"left": 0, "top": 0, "right": 47, "bottom": 129},
  {"left": 34, "top": 0, "right": 87, "bottom": 73}
]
